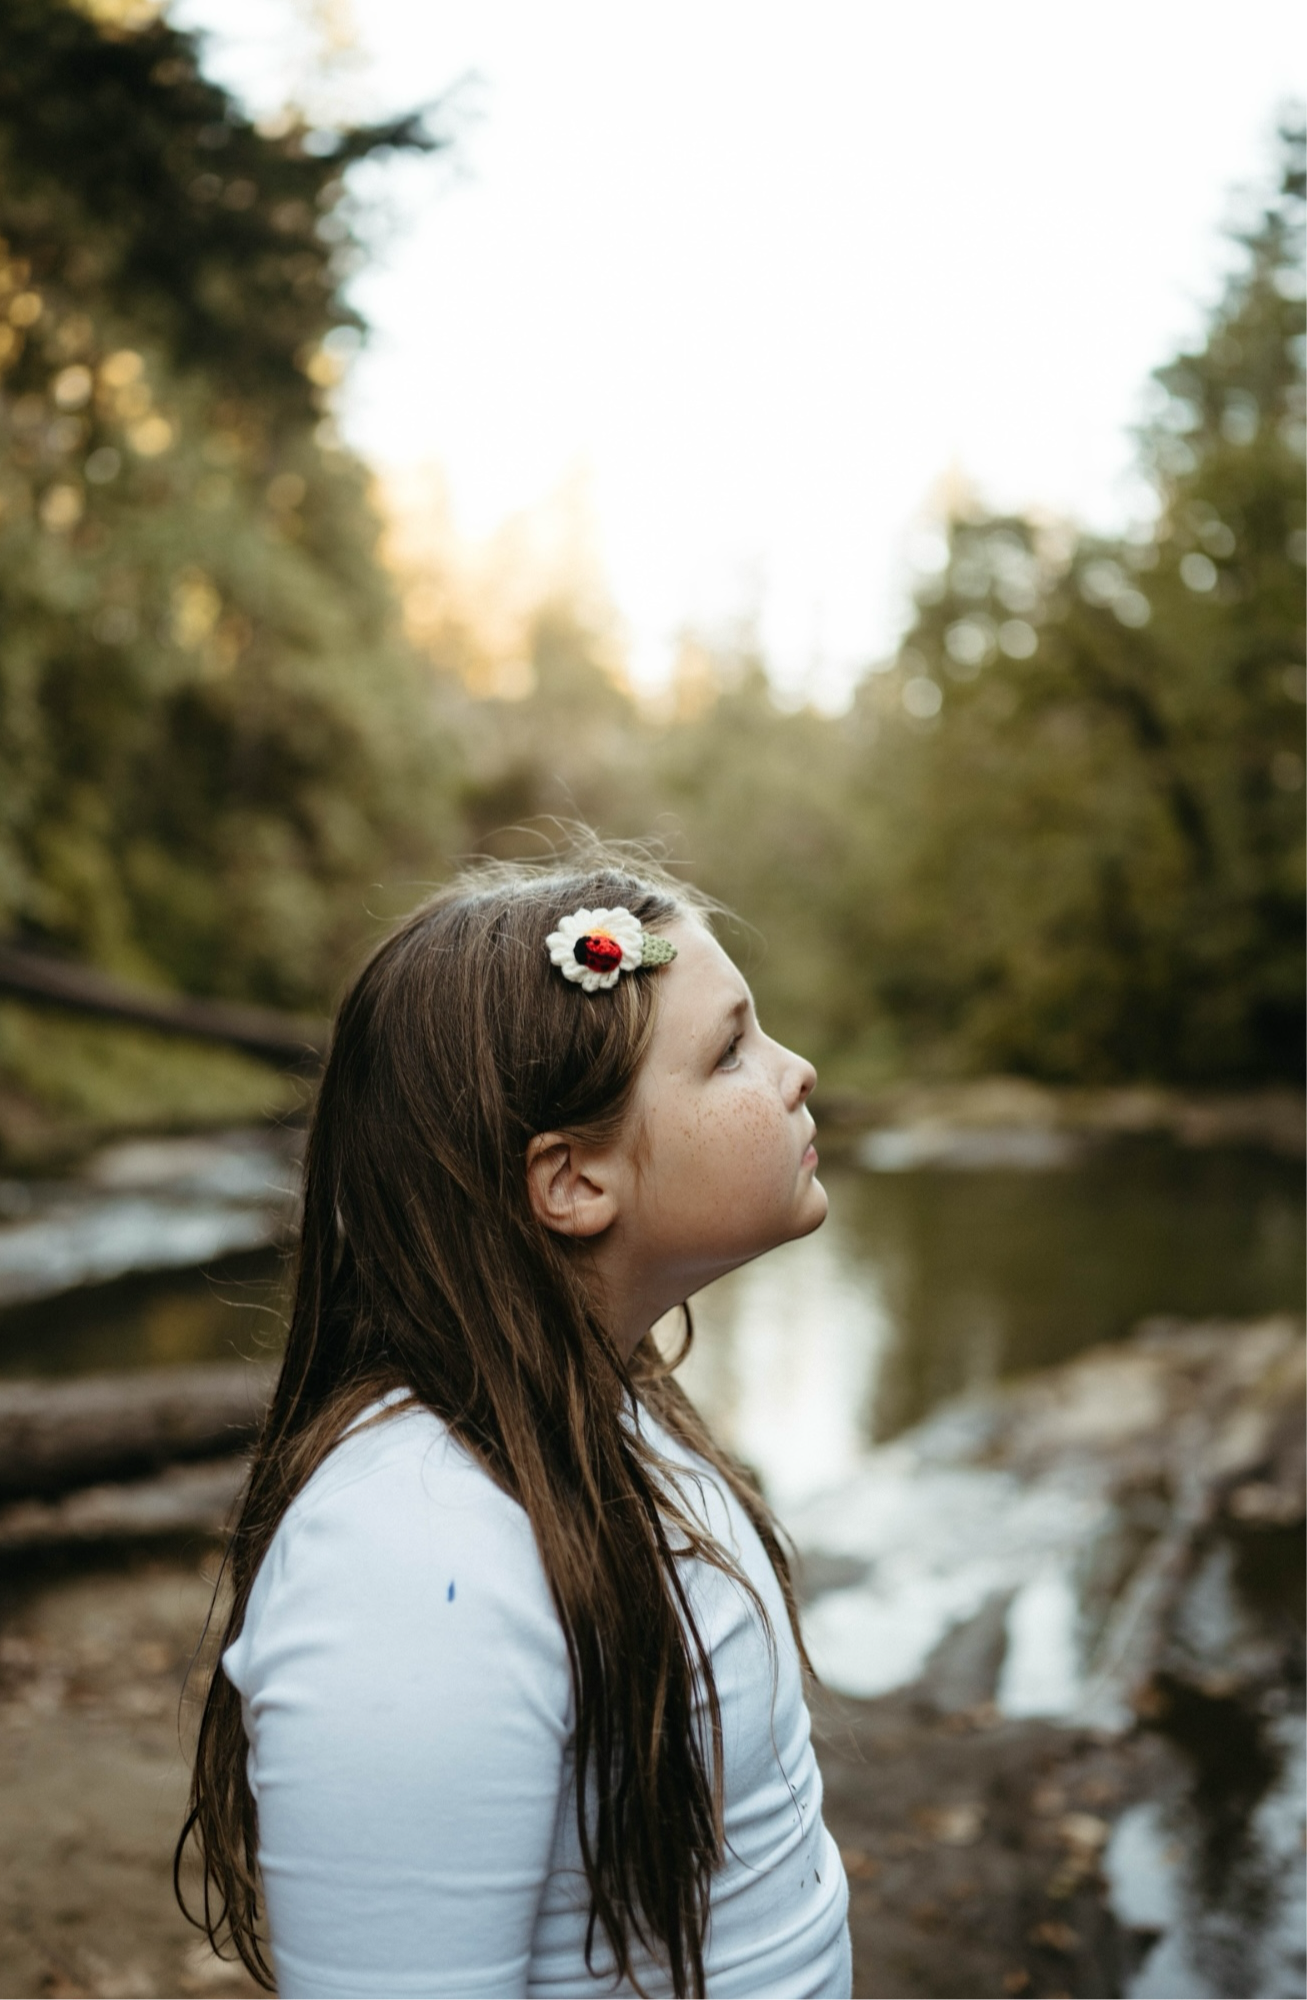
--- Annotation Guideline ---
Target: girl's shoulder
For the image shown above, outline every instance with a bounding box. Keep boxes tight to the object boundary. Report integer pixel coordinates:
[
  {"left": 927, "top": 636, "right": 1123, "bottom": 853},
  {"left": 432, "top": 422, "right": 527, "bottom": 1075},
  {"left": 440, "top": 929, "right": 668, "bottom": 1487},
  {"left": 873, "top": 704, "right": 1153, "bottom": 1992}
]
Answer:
[
  {"left": 226, "top": 1391, "right": 571, "bottom": 1717},
  {"left": 279, "top": 1390, "right": 536, "bottom": 1563}
]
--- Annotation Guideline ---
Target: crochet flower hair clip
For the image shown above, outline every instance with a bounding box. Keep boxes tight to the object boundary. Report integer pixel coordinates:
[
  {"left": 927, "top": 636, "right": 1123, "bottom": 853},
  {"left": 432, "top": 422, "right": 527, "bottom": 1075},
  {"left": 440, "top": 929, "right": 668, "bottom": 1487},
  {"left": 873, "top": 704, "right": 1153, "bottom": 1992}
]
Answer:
[{"left": 545, "top": 906, "right": 678, "bottom": 993}]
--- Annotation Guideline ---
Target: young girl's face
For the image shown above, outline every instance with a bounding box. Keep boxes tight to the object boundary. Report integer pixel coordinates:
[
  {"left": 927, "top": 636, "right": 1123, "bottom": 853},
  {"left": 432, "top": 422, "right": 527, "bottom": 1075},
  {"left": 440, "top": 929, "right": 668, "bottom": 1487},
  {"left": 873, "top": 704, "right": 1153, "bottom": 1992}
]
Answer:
[{"left": 621, "top": 916, "right": 825, "bottom": 1299}]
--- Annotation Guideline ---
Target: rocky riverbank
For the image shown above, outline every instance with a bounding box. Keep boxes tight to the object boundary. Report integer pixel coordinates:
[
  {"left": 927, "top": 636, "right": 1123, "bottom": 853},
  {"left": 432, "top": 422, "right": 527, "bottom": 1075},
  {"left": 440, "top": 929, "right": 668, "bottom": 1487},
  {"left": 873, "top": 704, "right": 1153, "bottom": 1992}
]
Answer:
[
  {"left": 791, "top": 1316, "right": 1304, "bottom": 1720},
  {"left": 821, "top": 1075, "right": 1306, "bottom": 1166},
  {"left": 791, "top": 1313, "right": 1306, "bottom": 2000}
]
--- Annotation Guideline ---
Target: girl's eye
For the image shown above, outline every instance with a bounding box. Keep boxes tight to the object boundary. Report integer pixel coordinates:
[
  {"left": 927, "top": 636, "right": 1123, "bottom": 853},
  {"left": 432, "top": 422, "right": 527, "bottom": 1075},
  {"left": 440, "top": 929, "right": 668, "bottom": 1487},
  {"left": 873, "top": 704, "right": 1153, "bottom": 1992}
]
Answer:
[{"left": 716, "top": 1034, "right": 742, "bottom": 1071}]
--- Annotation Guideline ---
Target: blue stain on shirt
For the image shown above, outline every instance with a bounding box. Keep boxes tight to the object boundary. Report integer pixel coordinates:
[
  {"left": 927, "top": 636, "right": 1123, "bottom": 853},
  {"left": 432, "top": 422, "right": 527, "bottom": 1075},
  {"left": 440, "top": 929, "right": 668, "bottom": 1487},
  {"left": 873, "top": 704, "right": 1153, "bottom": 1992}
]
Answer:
[{"left": 447, "top": 1580, "right": 456, "bottom": 1602}]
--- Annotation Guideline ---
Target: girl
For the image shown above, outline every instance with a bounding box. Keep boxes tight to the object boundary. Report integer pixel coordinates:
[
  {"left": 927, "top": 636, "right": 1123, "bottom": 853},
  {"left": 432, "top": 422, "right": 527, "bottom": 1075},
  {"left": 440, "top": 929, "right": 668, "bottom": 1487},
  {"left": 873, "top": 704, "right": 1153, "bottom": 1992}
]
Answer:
[{"left": 178, "top": 849, "right": 851, "bottom": 1999}]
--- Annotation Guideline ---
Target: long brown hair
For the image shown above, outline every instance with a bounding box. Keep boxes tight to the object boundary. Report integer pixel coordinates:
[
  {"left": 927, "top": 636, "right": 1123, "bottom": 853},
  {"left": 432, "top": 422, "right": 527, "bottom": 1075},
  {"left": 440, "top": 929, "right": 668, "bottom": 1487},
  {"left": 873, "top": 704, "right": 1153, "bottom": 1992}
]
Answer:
[{"left": 176, "top": 846, "right": 809, "bottom": 1997}]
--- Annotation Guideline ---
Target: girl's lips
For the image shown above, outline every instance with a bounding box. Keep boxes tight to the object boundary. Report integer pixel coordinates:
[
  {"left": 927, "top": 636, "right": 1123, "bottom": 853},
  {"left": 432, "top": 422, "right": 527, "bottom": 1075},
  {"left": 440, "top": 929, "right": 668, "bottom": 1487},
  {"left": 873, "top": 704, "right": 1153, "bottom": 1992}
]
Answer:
[{"left": 802, "top": 1142, "right": 819, "bottom": 1168}]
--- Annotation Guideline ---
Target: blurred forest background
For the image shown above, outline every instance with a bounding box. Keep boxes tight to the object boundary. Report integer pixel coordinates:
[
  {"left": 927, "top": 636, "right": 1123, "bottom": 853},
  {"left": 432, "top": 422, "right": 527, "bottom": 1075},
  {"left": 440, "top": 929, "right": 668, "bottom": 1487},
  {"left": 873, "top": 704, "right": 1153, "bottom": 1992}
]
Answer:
[{"left": 0, "top": 0, "right": 1303, "bottom": 1159}]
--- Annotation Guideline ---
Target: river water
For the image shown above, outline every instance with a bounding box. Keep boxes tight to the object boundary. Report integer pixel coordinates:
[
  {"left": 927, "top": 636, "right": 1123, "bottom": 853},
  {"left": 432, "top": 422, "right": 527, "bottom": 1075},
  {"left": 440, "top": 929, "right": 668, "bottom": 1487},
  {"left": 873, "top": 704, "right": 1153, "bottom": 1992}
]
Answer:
[{"left": 681, "top": 1137, "right": 1304, "bottom": 1505}]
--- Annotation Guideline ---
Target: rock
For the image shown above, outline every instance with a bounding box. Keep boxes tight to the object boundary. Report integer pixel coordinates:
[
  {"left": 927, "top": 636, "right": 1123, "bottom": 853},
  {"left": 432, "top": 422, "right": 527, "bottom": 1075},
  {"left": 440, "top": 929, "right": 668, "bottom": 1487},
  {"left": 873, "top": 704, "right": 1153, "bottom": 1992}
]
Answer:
[
  {"left": 792, "top": 1316, "right": 1305, "bottom": 1726},
  {"left": 919, "top": 1592, "right": 1013, "bottom": 1714}
]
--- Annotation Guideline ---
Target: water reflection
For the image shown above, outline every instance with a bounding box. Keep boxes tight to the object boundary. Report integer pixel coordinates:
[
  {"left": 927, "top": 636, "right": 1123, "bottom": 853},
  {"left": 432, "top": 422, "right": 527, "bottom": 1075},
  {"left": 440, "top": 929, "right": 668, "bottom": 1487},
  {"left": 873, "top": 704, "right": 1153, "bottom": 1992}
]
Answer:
[
  {"left": 1105, "top": 1710, "right": 1307, "bottom": 1999},
  {"left": 0, "top": 1129, "right": 298, "bottom": 1309},
  {"left": 676, "top": 1142, "right": 1304, "bottom": 1503},
  {"left": 675, "top": 1217, "right": 891, "bottom": 1511}
]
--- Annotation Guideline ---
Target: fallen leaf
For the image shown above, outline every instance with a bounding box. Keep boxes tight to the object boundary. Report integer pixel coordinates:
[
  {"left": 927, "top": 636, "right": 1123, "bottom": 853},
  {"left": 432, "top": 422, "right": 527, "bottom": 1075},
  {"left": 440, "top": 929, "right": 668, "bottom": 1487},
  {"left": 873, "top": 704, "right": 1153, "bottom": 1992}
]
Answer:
[
  {"left": 1001, "top": 1971, "right": 1031, "bottom": 1996},
  {"left": 37, "top": 1955, "right": 156, "bottom": 2000},
  {"left": 1057, "top": 1811, "right": 1110, "bottom": 1850},
  {"left": 1077, "top": 1775, "right": 1122, "bottom": 1807},
  {"left": 1030, "top": 1919, "right": 1081, "bottom": 1952},
  {"left": 180, "top": 1940, "right": 247, "bottom": 1995},
  {"left": 913, "top": 1801, "right": 986, "bottom": 1846},
  {"left": 941, "top": 1701, "right": 999, "bottom": 1733},
  {"left": 91, "top": 1970, "right": 156, "bottom": 2000},
  {"left": 1229, "top": 1479, "right": 1298, "bottom": 1524},
  {"left": 1132, "top": 1679, "right": 1170, "bottom": 1721},
  {"left": 37, "top": 1975, "right": 91, "bottom": 2000}
]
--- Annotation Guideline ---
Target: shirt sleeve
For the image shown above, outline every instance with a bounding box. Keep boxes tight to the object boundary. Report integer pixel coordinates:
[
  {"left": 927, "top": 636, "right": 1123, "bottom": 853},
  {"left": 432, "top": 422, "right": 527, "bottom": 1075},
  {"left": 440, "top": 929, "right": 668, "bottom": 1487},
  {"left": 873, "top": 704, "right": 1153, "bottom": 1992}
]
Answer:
[{"left": 223, "top": 1418, "right": 575, "bottom": 1999}]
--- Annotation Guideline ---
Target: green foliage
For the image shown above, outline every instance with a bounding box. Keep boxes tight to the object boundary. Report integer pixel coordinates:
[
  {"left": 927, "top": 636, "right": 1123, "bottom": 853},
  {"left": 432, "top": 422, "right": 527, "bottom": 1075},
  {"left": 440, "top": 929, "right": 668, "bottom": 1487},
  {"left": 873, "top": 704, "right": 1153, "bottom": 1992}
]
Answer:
[
  {"left": 0, "top": 2, "right": 1298, "bottom": 1095},
  {"left": 0, "top": 0, "right": 436, "bottom": 425},
  {"left": 846, "top": 120, "right": 1305, "bottom": 1082},
  {"left": 0, "top": 0, "right": 458, "bottom": 1008},
  {"left": 0, "top": 996, "right": 303, "bottom": 1163}
]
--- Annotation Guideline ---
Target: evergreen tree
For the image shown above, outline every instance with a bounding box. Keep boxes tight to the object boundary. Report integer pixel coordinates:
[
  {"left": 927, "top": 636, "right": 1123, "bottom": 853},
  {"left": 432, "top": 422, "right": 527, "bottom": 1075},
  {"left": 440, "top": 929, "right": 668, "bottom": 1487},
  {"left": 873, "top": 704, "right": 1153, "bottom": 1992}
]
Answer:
[
  {"left": 849, "top": 120, "right": 1306, "bottom": 1082},
  {"left": 0, "top": 0, "right": 457, "bottom": 1006}
]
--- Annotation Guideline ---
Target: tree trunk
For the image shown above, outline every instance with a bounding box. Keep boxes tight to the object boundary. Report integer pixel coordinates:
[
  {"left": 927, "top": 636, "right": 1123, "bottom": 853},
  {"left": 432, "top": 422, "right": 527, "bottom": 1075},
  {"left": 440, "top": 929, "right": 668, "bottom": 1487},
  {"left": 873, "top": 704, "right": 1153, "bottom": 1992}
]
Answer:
[
  {"left": 0, "top": 945, "right": 327, "bottom": 1068},
  {"left": 0, "top": 1362, "right": 275, "bottom": 1501},
  {"left": 0, "top": 1456, "right": 247, "bottom": 1547}
]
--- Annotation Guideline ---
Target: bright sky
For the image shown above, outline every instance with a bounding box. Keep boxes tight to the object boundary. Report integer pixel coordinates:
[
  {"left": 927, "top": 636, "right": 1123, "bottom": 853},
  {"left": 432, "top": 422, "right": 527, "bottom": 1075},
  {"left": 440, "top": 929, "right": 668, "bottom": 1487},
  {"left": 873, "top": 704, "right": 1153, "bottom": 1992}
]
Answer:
[{"left": 174, "top": 0, "right": 1302, "bottom": 703}]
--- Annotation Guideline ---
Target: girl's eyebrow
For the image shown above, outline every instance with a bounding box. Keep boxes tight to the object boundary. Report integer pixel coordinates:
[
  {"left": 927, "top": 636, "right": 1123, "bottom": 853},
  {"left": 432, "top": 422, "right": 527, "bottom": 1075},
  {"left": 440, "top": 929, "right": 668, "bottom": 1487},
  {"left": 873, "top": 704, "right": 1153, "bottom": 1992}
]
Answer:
[{"left": 709, "top": 994, "right": 749, "bottom": 1043}]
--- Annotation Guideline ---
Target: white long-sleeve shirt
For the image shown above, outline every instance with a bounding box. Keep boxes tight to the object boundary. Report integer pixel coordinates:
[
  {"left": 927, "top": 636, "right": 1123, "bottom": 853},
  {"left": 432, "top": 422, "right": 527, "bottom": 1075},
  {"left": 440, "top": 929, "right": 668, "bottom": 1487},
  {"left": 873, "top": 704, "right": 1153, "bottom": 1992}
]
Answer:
[{"left": 223, "top": 1392, "right": 851, "bottom": 1999}]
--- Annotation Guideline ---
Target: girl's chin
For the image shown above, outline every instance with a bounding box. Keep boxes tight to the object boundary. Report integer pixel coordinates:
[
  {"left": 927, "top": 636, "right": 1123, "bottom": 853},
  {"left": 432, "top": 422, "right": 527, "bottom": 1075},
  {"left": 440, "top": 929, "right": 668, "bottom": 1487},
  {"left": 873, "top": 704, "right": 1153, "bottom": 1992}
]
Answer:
[{"left": 794, "top": 1178, "right": 829, "bottom": 1233}]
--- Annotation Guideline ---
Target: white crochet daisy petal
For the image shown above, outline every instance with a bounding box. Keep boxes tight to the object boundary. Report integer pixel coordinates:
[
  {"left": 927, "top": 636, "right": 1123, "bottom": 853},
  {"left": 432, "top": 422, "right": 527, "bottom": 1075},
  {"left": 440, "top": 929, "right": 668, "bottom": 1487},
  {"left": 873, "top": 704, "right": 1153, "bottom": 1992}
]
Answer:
[{"left": 545, "top": 904, "right": 646, "bottom": 987}]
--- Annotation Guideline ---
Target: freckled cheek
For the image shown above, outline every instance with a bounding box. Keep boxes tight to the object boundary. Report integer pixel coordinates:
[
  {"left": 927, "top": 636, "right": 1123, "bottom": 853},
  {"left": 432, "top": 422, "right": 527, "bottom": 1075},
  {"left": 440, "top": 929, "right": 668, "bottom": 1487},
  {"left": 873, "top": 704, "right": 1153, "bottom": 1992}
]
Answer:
[{"left": 662, "top": 1098, "right": 793, "bottom": 1221}]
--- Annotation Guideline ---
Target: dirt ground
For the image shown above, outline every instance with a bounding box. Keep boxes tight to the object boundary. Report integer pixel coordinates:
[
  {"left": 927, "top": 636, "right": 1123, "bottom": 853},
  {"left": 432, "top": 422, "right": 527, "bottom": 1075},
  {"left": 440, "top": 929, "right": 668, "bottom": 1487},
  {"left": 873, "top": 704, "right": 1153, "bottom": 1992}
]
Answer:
[
  {"left": 809, "top": 1689, "right": 1172, "bottom": 2000},
  {"left": 0, "top": 1545, "right": 259, "bottom": 2000},
  {"left": 0, "top": 1544, "right": 1172, "bottom": 2000}
]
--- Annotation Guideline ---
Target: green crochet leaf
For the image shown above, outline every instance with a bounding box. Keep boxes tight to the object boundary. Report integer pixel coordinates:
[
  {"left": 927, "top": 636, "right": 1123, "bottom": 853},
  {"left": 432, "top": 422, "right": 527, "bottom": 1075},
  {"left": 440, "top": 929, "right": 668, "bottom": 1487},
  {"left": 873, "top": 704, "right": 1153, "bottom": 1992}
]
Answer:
[{"left": 640, "top": 934, "right": 678, "bottom": 967}]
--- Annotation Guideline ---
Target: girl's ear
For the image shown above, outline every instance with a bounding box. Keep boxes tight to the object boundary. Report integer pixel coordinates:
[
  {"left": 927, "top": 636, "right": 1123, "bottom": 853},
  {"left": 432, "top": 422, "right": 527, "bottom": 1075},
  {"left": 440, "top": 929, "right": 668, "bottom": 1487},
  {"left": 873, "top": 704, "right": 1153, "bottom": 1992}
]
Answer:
[{"left": 526, "top": 1134, "right": 619, "bottom": 1239}]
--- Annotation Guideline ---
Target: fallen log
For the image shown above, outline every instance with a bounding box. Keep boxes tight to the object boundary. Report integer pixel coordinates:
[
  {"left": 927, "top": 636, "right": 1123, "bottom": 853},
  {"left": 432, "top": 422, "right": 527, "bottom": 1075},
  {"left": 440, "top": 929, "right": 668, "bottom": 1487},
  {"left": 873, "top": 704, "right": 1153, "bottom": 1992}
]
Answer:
[
  {"left": 0, "top": 1455, "right": 246, "bottom": 1547},
  {"left": 0, "top": 944, "right": 328, "bottom": 1068},
  {"left": 0, "top": 1361, "right": 275, "bottom": 1502}
]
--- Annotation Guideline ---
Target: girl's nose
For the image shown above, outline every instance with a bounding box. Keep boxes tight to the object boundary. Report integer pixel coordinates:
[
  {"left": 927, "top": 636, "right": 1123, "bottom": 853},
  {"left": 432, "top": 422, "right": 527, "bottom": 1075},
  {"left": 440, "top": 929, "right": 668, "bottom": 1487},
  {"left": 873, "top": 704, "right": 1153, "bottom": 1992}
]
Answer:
[{"left": 786, "top": 1049, "right": 817, "bottom": 1109}]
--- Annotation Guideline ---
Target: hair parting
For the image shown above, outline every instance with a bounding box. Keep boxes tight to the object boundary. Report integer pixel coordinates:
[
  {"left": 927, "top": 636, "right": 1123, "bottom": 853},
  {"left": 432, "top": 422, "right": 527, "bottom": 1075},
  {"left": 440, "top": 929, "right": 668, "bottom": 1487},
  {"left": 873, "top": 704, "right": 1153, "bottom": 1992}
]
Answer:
[{"left": 176, "top": 844, "right": 811, "bottom": 1998}]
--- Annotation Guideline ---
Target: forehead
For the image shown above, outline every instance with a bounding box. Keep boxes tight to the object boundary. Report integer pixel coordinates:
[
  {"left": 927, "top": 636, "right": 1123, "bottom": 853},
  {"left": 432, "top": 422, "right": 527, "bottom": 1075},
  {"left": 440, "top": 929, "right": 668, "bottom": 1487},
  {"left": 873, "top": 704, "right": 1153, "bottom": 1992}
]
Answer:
[{"left": 646, "top": 917, "right": 748, "bottom": 1055}]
